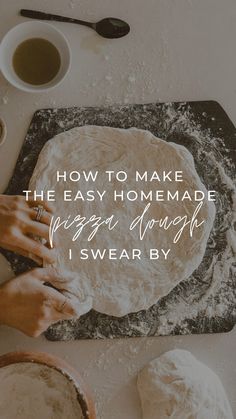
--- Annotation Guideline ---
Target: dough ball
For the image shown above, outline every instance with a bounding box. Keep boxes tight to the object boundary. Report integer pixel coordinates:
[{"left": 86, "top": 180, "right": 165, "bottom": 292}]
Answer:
[{"left": 137, "top": 349, "right": 233, "bottom": 419}]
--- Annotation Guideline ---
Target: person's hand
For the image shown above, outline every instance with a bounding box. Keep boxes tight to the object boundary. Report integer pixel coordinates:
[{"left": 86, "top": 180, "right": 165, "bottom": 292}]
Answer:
[
  {"left": 0, "top": 194, "right": 55, "bottom": 265},
  {"left": 0, "top": 268, "right": 78, "bottom": 337}
]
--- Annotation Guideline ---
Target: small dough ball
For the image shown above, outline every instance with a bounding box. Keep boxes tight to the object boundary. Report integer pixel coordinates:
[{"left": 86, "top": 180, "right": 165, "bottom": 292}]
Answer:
[{"left": 137, "top": 349, "right": 233, "bottom": 419}]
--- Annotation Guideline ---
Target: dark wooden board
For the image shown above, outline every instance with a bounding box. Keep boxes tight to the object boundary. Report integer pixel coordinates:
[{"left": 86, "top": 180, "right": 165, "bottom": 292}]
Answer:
[{"left": 1, "top": 100, "right": 236, "bottom": 341}]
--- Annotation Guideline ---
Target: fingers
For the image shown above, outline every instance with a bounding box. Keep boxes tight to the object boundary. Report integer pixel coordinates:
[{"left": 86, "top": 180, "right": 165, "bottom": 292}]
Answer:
[
  {"left": 27, "top": 198, "right": 55, "bottom": 213},
  {"left": 21, "top": 195, "right": 54, "bottom": 225},
  {"left": 14, "top": 195, "right": 54, "bottom": 213},
  {"left": 27, "top": 208, "right": 53, "bottom": 226},
  {"left": 54, "top": 299, "right": 78, "bottom": 319},
  {"left": 12, "top": 196, "right": 53, "bottom": 227},
  {"left": 1, "top": 242, "right": 42, "bottom": 265},
  {"left": 14, "top": 235, "right": 56, "bottom": 264},
  {"left": 25, "top": 220, "right": 50, "bottom": 241},
  {"left": 32, "top": 268, "right": 79, "bottom": 318},
  {"left": 43, "top": 287, "right": 78, "bottom": 318},
  {"left": 33, "top": 267, "right": 63, "bottom": 282},
  {"left": 12, "top": 245, "right": 42, "bottom": 265},
  {"left": 25, "top": 306, "right": 75, "bottom": 337}
]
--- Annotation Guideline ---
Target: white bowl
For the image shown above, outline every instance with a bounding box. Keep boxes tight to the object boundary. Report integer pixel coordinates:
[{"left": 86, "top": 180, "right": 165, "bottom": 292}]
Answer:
[{"left": 0, "top": 21, "right": 71, "bottom": 92}]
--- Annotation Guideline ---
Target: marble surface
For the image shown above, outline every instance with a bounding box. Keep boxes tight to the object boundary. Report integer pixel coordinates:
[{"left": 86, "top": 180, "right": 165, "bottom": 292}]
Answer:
[{"left": 0, "top": 1, "right": 235, "bottom": 418}]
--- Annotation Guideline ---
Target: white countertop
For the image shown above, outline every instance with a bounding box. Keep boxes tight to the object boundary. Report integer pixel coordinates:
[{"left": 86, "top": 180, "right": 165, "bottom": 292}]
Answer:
[{"left": 0, "top": 1, "right": 235, "bottom": 418}]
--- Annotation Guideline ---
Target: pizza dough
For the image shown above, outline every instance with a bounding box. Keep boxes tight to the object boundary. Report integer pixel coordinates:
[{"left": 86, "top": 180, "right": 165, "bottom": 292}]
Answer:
[
  {"left": 137, "top": 349, "right": 233, "bottom": 419},
  {"left": 29, "top": 126, "right": 215, "bottom": 317}
]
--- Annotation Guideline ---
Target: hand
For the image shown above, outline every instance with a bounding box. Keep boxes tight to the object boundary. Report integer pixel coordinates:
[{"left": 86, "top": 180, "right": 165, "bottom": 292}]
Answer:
[
  {"left": 0, "top": 268, "right": 78, "bottom": 337},
  {"left": 0, "top": 194, "right": 55, "bottom": 264}
]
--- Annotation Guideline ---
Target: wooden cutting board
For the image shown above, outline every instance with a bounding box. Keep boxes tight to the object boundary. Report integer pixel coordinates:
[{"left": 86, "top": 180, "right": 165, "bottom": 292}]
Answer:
[{"left": 1, "top": 100, "right": 235, "bottom": 341}]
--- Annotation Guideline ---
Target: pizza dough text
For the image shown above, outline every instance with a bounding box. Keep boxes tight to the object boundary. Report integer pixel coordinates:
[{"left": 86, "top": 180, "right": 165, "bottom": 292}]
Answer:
[{"left": 48, "top": 201, "right": 206, "bottom": 247}]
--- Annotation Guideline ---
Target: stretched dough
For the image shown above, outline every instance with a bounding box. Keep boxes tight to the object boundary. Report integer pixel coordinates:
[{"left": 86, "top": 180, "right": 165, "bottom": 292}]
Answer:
[
  {"left": 137, "top": 349, "right": 233, "bottom": 419},
  {"left": 29, "top": 126, "right": 215, "bottom": 317}
]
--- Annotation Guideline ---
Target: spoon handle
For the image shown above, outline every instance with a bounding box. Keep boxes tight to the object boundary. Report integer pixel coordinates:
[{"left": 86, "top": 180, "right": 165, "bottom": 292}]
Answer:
[{"left": 20, "top": 9, "right": 94, "bottom": 29}]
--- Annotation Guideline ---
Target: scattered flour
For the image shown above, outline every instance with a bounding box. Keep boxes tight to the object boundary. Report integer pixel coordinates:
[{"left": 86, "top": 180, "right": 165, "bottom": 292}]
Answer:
[{"left": 2, "top": 95, "right": 8, "bottom": 105}]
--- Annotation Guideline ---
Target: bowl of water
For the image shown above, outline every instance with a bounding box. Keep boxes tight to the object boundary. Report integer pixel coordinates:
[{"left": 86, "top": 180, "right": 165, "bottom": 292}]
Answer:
[{"left": 0, "top": 21, "right": 71, "bottom": 92}]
